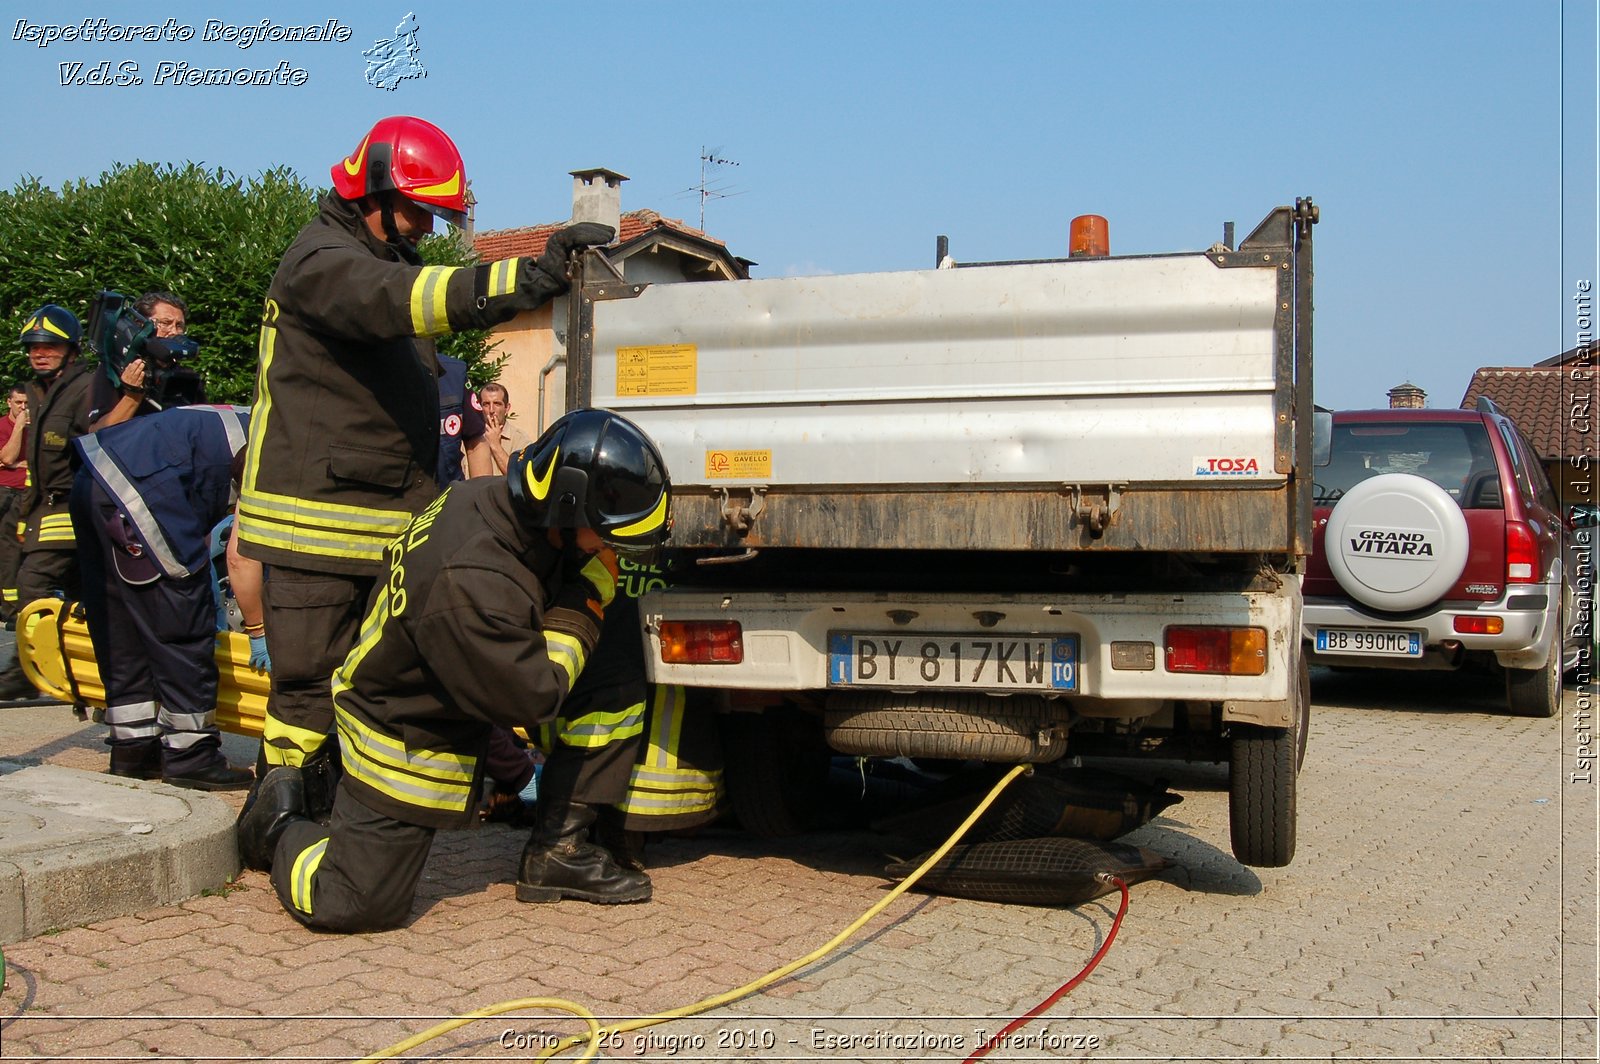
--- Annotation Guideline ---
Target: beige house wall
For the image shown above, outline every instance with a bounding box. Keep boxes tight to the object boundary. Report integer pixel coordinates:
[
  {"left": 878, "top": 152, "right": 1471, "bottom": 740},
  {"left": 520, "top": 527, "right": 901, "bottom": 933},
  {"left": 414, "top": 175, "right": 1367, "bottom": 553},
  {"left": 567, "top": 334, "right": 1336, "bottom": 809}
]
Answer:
[{"left": 485, "top": 302, "right": 565, "bottom": 439}]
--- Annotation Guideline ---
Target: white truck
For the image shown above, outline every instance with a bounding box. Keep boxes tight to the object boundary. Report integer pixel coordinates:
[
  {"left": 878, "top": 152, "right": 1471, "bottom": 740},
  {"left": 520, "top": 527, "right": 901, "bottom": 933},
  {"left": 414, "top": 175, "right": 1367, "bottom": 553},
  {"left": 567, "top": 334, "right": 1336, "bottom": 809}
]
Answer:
[{"left": 564, "top": 199, "right": 1319, "bottom": 867}]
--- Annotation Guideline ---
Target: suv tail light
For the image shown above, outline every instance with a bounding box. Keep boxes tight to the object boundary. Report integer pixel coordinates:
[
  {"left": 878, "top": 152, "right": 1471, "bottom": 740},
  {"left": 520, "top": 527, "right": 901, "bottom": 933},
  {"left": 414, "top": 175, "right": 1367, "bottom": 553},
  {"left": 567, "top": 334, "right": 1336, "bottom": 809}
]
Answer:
[
  {"left": 1164, "top": 626, "right": 1267, "bottom": 675},
  {"left": 659, "top": 620, "right": 743, "bottom": 664},
  {"left": 1505, "top": 521, "right": 1537, "bottom": 583}
]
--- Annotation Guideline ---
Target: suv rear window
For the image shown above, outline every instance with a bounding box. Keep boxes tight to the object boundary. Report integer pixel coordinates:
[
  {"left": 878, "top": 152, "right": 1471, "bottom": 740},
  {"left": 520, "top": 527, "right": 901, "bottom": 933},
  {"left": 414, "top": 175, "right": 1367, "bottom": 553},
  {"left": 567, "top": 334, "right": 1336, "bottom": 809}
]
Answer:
[{"left": 1315, "top": 422, "right": 1502, "bottom": 509}]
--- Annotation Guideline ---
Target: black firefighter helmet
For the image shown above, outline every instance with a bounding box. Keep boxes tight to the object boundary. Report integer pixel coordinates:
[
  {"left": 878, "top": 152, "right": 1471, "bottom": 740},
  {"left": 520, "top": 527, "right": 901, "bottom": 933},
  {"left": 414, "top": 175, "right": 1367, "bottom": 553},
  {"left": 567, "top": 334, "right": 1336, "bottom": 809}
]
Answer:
[{"left": 507, "top": 408, "right": 671, "bottom": 554}]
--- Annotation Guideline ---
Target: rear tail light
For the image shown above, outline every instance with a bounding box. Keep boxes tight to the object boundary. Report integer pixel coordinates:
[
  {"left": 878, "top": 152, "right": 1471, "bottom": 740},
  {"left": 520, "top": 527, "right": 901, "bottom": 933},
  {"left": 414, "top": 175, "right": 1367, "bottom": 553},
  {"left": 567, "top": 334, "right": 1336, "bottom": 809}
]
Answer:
[
  {"left": 659, "top": 620, "right": 743, "bottom": 664},
  {"left": 1164, "top": 626, "right": 1267, "bottom": 675},
  {"left": 1453, "top": 615, "right": 1504, "bottom": 635},
  {"left": 1505, "top": 521, "right": 1537, "bottom": 583}
]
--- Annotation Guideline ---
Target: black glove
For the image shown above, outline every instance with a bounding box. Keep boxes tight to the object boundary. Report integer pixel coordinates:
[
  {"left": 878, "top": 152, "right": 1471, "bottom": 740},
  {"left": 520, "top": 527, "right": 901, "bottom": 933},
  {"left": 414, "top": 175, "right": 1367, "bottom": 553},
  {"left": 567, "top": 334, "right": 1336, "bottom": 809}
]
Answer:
[{"left": 516, "top": 222, "right": 616, "bottom": 307}]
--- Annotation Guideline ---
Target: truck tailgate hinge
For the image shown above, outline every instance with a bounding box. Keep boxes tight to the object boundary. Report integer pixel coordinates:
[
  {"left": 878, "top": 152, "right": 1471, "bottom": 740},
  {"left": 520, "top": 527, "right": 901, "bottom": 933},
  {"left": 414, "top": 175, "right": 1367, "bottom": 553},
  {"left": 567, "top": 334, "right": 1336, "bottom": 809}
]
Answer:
[
  {"left": 1065, "top": 483, "right": 1125, "bottom": 536},
  {"left": 717, "top": 487, "right": 767, "bottom": 534}
]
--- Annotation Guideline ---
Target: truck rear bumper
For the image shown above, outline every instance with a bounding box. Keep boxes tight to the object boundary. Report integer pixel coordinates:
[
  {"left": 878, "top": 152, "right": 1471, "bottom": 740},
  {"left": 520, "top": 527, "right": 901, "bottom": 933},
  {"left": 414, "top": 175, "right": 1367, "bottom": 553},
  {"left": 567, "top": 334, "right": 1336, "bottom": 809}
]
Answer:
[{"left": 641, "top": 585, "right": 1301, "bottom": 704}]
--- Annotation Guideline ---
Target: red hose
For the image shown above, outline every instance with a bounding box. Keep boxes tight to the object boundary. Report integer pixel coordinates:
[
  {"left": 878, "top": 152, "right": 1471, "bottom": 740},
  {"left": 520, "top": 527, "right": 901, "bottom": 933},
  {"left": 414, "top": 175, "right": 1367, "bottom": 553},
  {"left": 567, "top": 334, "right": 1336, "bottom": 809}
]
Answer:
[{"left": 962, "top": 875, "right": 1130, "bottom": 1063}]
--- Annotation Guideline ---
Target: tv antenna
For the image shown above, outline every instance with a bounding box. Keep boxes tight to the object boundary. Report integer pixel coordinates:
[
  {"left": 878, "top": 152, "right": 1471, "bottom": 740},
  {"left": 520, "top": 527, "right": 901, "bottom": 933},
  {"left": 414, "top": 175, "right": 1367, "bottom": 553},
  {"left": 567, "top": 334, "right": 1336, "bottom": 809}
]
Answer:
[{"left": 686, "top": 146, "right": 742, "bottom": 230}]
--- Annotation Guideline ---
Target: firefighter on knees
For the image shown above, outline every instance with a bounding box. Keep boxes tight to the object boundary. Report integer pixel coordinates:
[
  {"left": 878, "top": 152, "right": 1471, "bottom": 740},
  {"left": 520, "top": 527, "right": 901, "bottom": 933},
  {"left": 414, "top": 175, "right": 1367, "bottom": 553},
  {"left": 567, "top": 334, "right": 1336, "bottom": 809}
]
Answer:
[
  {"left": 0, "top": 306, "right": 98, "bottom": 701},
  {"left": 236, "top": 410, "right": 671, "bottom": 932},
  {"left": 232, "top": 115, "right": 613, "bottom": 812}
]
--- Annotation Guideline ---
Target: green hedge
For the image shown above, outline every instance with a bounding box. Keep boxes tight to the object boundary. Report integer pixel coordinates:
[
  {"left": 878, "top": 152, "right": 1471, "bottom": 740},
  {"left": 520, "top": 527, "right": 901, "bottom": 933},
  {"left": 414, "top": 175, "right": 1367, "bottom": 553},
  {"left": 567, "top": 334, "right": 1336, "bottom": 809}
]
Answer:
[{"left": 0, "top": 162, "right": 498, "bottom": 403}]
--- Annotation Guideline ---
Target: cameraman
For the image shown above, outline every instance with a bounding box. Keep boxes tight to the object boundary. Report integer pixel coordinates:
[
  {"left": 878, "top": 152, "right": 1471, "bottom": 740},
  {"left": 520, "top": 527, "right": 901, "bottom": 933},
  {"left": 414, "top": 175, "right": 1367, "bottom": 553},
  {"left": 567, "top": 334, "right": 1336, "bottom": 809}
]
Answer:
[{"left": 88, "top": 291, "right": 192, "bottom": 431}]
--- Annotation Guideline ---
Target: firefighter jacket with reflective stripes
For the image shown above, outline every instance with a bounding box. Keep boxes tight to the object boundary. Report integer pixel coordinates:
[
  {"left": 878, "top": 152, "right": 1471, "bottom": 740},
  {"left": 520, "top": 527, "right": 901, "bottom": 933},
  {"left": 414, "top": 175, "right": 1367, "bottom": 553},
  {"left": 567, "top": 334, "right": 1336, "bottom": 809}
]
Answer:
[
  {"left": 238, "top": 192, "right": 539, "bottom": 577},
  {"left": 330, "top": 478, "right": 602, "bottom": 829},
  {"left": 20, "top": 359, "right": 96, "bottom": 552},
  {"left": 72, "top": 406, "right": 249, "bottom": 580}
]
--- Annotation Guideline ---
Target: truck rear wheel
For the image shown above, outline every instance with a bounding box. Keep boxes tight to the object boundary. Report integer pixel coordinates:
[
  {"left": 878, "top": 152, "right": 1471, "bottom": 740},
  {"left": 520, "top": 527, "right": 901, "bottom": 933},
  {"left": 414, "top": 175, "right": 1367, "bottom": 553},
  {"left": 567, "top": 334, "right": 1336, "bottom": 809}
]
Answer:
[
  {"left": 1228, "top": 657, "right": 1306, "bottom": 867},
  {"left": 720, "top": 705, "right": 832, "bottom": 837},
  {"left": 824, "top": 692, "right": 1069, "bottom": 764}
]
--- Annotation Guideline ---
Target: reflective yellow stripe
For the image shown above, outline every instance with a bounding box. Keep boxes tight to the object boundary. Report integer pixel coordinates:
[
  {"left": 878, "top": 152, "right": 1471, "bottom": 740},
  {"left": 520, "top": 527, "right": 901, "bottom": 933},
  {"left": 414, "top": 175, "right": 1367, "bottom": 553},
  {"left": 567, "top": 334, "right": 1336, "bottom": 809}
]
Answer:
[
  {"left": 261, "top": 714, "right": 329, "bottom": 766},
  {"left": 543, "top": 630, "right": 586, "bottom": 691},
  {"left": 2, "top": 590, "right": 15, "bottom": 603},
  {"left": 609, "top": 492, "right": 668, "bottom": 541},
  {"left": 335, "top": 706, "right": 477, "bottom": 813},
  {"left": 409, "top": 266, "right": 458, "bottom": 338},
  {"left": 487, "top": 257, "right": 521, "bottom": 298},
  {"left": 619, "top": 685, "right": 721, "bottom": 816},
  {"left": 237, "top": 493, "right": 411, "bottom": 564},
  {"left": 35, "top": 512, "right": 75, "bottom": 544},
  {"left": 331, "top": 587, "right": 390, "bottom": 704},
  {"left": 239, "top": 307, "right": 407, "bottom": 564},
  {"left": 288, "top": 837, "right": 328, "bottom": 915},
  {"left": 556, "top": 701, "right": 645, "bottom": 749}
]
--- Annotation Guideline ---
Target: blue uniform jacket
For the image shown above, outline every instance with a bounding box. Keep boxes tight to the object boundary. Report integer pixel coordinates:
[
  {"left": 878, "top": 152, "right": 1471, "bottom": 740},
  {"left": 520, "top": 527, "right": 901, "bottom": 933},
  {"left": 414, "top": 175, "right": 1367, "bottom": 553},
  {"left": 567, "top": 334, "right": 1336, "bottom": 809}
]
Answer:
[{"left": 73, "top": 405, "right": 250, "bottom": 580}]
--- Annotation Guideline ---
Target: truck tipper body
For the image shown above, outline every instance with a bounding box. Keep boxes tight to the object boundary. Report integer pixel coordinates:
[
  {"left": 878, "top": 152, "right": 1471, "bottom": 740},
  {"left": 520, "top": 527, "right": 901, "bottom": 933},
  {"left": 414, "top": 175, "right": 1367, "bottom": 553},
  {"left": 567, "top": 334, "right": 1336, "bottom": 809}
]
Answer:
[{"left": 564, "top": 200, "right": 1319, "bottom": 867}]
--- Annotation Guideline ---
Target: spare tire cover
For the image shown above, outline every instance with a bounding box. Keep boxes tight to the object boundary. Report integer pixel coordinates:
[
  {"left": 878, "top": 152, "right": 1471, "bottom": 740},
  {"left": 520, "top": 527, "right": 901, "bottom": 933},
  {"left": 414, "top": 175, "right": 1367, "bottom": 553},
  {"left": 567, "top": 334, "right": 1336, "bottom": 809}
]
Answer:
[{"left": 1324, "top": 472, "right": 1470, "bottom": 611}]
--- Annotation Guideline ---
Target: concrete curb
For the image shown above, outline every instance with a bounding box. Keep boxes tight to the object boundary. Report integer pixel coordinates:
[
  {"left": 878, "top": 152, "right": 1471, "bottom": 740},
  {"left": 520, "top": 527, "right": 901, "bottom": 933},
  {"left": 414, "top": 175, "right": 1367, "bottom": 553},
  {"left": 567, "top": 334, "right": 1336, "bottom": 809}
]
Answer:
[{"left": 0, "top": 763, "right": 240, "bottom": 944}]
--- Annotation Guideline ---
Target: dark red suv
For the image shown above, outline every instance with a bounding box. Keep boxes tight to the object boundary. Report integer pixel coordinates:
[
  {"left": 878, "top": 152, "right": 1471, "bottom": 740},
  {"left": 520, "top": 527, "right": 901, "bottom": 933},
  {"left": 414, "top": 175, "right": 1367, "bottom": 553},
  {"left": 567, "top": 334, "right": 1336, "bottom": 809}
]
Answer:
[{"left": 1303, "top": 400, "right": 1581, "bottom": 716}]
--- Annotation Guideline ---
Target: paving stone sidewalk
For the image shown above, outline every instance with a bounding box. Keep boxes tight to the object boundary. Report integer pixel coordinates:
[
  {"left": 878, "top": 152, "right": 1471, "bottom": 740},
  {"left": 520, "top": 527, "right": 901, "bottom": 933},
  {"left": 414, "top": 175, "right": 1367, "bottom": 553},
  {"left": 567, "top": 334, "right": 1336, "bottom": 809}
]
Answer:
[{"left": 0, "top": 667, "right": 1595, "bottom": 1062}]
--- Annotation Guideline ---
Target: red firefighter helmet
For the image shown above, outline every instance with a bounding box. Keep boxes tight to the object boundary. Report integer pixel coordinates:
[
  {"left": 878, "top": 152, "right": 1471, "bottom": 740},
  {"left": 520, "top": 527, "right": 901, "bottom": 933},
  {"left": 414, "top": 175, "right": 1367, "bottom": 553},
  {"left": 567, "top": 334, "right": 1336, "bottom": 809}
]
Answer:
[{"left": 330, "top": 115, "right": 469, "bottom": 227}]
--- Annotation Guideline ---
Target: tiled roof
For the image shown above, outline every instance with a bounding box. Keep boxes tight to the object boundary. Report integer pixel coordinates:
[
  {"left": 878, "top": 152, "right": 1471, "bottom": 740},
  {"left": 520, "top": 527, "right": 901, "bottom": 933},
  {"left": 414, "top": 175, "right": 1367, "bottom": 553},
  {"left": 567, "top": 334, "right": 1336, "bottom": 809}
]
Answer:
[
  {"left": 472, "top": 209, "right": 724, "bottom": 261},
  {"left": 1459, "top": 365, "right": 1598, "bottom": 460}
]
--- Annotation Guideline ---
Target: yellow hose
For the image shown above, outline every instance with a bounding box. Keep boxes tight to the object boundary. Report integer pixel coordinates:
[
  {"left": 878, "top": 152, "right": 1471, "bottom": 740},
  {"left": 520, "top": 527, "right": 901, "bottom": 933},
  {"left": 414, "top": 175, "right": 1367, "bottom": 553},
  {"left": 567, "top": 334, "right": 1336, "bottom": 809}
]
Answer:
[{"left": 358, "top": 763, "right": 1030, "bottom": 1063}]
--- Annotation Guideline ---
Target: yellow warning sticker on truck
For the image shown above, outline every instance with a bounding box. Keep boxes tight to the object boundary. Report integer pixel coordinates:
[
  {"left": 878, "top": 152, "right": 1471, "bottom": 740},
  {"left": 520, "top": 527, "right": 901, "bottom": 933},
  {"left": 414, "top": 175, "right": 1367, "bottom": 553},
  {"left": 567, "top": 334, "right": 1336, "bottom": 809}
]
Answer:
[
  {"left": 705, "top": 449, "right": 772, "bottom": 479},
  {"left": 616, "top": 344, "right": 697, "bottom": 396}
]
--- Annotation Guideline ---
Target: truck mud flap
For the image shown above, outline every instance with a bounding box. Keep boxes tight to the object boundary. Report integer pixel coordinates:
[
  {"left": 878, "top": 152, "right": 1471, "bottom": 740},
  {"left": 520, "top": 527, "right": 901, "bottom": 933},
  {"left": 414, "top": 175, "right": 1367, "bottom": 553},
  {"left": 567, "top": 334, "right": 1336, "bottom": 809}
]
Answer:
[
  {"left": 883, "top": 837, "right": 1169, "bottom": 906},
  {"left": 16, "top": 597, "right": 268, "bottom": 738}
]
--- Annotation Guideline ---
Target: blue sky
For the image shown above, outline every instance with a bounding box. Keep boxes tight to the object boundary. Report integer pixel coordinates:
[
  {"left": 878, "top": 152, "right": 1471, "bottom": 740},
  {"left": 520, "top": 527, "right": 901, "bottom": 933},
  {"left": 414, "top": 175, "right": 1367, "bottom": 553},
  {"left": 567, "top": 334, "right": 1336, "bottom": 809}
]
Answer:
[{"left": 1, "top": 1, "right": 1594, "bottom": 411}]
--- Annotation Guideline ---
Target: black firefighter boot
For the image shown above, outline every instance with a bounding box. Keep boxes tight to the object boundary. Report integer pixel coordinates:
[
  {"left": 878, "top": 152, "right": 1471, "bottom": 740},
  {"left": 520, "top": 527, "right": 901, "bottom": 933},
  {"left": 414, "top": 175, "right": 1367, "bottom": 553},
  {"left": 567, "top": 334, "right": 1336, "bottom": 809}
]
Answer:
[
  {"left": 236, "top": 766, "right": 310, "bottom": 872},
  {"left": 516, "top": 795, "right": 652, "bottom": 904}
]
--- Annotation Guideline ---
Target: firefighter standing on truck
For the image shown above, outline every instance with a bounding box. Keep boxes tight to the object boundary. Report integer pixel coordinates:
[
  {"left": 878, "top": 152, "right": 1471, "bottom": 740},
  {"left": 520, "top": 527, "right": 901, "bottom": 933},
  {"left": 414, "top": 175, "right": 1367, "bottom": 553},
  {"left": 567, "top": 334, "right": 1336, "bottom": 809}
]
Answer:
[
  {"left": 232, "top": 114, "right": 613, "bottom": 812},
  {"left": 236, "top": 410, "right": 672, "bottom": 932},
  {"left": 0, "top": 306, "right": 98, "bottom": 701}
]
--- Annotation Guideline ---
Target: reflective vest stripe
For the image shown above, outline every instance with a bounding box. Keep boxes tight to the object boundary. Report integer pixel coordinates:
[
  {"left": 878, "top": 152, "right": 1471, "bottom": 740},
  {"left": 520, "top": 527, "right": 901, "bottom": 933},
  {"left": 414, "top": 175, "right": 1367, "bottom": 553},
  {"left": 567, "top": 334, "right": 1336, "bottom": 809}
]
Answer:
[
  {"left": 240, "top": 315, "right": 411, "bottom": 566},
  {"left": 262, "top": 714, "right": 332, "bottom": 766},
  {"left": 288, "top": 837, "right": 328, "bottom": 915},
  {"left": 555, "top": 701, "right": 645, "bottom": 749},
  {"left": 487, "top": 257, "right": 521, "bottom": 298},
  {"left": 35, "top": 512, "right": 75, "bottom": 544},
  {"left": 409, "top": 266, "right": 459, "bottom": 338},
  {"left": 543, "top": 630, "right": 586, "bottom": 692},
  {"left": 331, "top": 587, "right": 388, "bottom": 704},
  {"left": 335, "top": 707, "right": 478, "bottom": 812},
  {"left": 79, "top": 434, "right": 190, "bottom": 578},
  {"left": 618, "top": 685, "right": 722, "bottom": 817}
]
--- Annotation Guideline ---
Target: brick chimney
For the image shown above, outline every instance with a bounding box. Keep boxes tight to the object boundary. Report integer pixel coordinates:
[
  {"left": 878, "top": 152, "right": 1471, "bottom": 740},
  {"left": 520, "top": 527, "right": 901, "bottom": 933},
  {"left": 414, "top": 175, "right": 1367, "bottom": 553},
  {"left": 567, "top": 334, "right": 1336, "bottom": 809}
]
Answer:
[
  {"left": 570, "top": 168, "right": 627, "bottom": 234},
  {"left": 1387, "top": 382, "right": 1426, "bottom": 409}
]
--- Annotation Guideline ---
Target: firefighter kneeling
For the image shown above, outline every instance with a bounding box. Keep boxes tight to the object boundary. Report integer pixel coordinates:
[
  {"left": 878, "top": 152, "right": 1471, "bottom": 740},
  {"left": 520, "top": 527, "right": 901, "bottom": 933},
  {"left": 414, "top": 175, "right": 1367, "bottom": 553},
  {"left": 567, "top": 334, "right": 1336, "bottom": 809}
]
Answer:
[{"left": 236, "top": 409, "right": 671, "bottom": 932}]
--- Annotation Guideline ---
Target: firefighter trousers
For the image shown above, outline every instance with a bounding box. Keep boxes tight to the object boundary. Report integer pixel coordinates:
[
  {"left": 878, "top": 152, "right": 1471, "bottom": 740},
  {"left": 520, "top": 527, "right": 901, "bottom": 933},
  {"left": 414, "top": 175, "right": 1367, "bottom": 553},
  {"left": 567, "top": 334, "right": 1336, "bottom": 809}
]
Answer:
[
  {"left": 260, "top": 566, "right": 375, "bottom": 767},
  {"left": 272, "top": 784, "right": 435, "bottom": 933}
]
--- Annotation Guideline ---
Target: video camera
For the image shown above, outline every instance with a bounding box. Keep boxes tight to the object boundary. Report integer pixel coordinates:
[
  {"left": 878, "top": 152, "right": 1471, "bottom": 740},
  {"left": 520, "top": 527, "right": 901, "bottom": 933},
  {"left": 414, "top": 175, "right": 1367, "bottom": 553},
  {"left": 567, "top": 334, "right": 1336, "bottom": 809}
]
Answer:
[{"left": 85, "top": 290, "right": 200, "bottom": 406}]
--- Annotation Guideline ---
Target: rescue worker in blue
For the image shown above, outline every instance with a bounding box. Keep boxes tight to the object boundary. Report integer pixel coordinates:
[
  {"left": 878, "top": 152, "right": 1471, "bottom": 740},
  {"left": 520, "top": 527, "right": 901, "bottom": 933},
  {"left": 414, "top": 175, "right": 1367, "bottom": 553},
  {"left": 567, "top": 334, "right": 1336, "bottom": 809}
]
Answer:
[
  {"left": 236, "top": 409, "right": 672, "bottom": 932},
  {"left": 436, "top": 354, "right": 490, "bottom": 485},
  {"left": 233, "top": 115, "right": 613, "bottom": 815},
  {"left": 70, "top": 405, "right": 255, "bottom": 788},
  {"left": 0, "top": 306, "right": 98, "bottom": 700}
]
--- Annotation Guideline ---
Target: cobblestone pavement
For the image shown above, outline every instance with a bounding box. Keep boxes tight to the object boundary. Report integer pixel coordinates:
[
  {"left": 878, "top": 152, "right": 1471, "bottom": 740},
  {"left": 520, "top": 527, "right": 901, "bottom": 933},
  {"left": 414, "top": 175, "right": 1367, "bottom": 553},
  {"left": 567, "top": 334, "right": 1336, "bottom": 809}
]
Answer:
[{"left": 1, "top": 667, "right": 1595, "bottom": 1062}]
